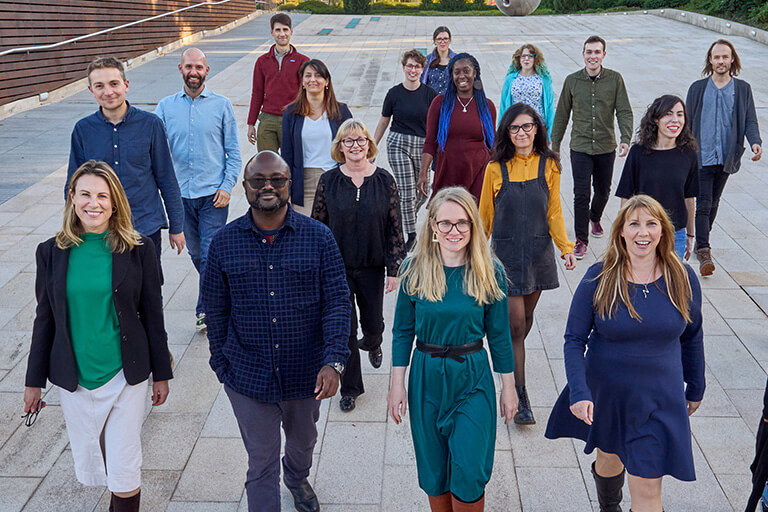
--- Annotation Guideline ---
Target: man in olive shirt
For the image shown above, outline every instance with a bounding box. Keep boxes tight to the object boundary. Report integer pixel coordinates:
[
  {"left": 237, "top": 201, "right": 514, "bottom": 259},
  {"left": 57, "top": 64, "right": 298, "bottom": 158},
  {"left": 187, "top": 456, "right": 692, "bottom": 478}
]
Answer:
[{"left": 551, "top": 35, "right": 633, "bottom": 259}]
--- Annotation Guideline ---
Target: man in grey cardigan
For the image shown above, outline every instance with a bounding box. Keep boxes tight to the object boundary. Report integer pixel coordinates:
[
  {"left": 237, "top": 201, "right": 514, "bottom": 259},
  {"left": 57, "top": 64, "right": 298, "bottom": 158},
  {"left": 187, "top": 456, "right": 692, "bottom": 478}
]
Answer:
[{"left": 686, "top": 39, "right": 762, "bottom": 276}]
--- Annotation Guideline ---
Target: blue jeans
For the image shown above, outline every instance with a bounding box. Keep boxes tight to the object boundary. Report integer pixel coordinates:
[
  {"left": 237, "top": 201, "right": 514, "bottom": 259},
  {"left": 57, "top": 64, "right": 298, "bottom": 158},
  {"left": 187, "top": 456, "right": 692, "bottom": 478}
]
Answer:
[
  {"left": 183, "top": 195, "right": 229, "bottom": 315},
  {"left": 674, "top": 228, "right": 686, "bottom": 259}
]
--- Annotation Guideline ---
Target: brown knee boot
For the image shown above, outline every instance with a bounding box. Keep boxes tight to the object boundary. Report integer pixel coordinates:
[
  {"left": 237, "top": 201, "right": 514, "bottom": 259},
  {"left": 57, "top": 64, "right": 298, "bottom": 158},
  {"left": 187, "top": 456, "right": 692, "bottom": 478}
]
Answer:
[
  {"left": 428, "top": 492, "right": 453, "bottom": 511},
  {"left": 110, "top": 490, "right": 140, "bottom": 512},
  {"left": 451, "top": 492, "right": 484, "bottom": 511}
]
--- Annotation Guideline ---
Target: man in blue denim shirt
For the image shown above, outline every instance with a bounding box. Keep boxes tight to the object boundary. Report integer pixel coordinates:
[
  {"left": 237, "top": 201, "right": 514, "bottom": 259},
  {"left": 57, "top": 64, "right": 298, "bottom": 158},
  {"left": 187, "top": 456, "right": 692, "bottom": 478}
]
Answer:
[
  {"left": 68, "top": 57, "right": 185, "bottom": 282},
  {"left": 156, "top": 48, "right": 242, "bottom": 331},
  {"left": 201, "top": 151, "right": 350, "bottom": 512}
]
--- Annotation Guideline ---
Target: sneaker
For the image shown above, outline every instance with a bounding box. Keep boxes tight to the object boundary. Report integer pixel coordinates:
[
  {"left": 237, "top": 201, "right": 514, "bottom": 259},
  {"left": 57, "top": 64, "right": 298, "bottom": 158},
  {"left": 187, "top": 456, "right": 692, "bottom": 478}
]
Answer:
[
  {"left": 195, "top": 313, "right": 207, "bottom": 332},
  {"left": 573, "top": 239, "right": 587, "bottom": 260},
  {"left": 590, "top": 221, "right": 604, "bottom": 238}
]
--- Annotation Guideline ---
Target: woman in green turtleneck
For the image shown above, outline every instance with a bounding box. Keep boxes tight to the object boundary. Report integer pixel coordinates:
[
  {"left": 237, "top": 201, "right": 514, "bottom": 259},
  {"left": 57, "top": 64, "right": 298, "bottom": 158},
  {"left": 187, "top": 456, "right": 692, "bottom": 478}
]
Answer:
[{"left": 23, "top": 160, "right": 172, "bottom": 512}]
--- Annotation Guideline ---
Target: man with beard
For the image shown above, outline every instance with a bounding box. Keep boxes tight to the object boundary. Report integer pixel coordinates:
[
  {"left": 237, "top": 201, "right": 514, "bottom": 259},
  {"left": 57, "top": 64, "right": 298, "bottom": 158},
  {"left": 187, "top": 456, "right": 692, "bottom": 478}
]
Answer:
[
  {"left": 156, "top": 48, "right": 242, "bottom": 331},
  {"left": 200, "top": 151, "right": 350, "bottom": 512},
  {"left": 68, "top": 56, "right": 185, "bottom": 281},
  {"left": 686, "top": 39, "right": 762, "bottom": 276}
]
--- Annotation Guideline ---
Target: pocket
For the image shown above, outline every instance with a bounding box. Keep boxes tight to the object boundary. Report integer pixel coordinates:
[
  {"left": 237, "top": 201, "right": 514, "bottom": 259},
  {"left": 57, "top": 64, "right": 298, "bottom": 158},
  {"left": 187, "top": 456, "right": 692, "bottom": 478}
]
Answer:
[
  {"left": 282, "top": 260, "right": 321, "bottom": 307},
  {"left": 224, "top": 262, "right": 261, "bottom": 307},
  {"left": 127, "top": 142, "right": 151, "bottom": 169}
]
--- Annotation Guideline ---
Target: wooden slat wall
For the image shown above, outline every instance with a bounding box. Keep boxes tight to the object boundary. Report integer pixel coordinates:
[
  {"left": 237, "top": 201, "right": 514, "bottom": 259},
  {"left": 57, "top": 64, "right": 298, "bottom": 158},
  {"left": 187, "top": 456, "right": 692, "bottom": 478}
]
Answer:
[{"left": 0, "top": 0, "right": 260, "bottom": 106}]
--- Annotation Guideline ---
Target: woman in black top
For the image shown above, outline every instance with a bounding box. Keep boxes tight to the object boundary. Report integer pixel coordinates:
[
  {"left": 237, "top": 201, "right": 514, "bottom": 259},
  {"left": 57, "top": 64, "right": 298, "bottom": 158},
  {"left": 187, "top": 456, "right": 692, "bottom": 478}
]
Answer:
[
  {"left": 616, "top": 95, "right": 699, "bottom": 260},
  {"left": 374, "top": 49, "right": 438, "bottom": 251},
  {"left": 312, "top": 119, "right": 406, "bottom": 412}
]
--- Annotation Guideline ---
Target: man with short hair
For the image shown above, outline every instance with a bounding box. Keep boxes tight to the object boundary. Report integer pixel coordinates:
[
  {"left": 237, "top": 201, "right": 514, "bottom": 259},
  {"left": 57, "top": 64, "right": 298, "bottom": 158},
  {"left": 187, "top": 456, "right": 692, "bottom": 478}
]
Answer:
[
  {"left": 201, "top": 151, "right": 350, "bottom": 512},
  {"left": 246, "top": 13, "right": 309, "bottom": 151},
  {"left": 686, "top": 39, "right": 762, "bottom": 276},
  {"left": 156, "top": 48, "right": 242, "bottom": 330},
  {"left": 68, "top": 56, "right": 185, "bottom": 281},
  {"left": 551, "top": 35, "right": 633, "bottom": 259}
]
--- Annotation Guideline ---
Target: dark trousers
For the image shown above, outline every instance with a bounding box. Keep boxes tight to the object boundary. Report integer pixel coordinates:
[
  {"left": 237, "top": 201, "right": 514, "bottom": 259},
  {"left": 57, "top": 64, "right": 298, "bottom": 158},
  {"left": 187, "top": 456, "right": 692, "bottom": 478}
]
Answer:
[
  {"left": 341, "top": 266, "right": 385, "bottom": 397},
  {"left": 695, "top": 164, "right": 729, "bottom": 250},
  {"left": 571, "top": 150, "right": 616, "bottom": 244},
  {"left": 147, "top": 230, "right": 164, "bottom": 285},
  {"left": 225, "top": 386, "right": 321, "bottom": 512},
  {"left": 183, "top": 195, "right": 229, "bottom": 315}
]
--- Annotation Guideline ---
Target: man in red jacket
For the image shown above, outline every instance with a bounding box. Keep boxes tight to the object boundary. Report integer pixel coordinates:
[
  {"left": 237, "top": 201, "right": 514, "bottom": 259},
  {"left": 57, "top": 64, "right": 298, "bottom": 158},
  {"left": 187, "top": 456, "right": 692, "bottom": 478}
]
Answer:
[{"left": 247, "top": 13, "right": 309, "bottom": 152}]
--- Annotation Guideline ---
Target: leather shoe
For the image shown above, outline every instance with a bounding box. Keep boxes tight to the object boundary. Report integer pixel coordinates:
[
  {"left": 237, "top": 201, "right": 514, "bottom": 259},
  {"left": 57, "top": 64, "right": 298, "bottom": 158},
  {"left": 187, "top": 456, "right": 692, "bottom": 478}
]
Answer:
[
  {"left": 368, "top": 346, "right": 383, "bottom": 369},
  {"left": 285, "top": 481, "right": 319, "bottom": 512},
  {"left": 339, "top": 395, "right": 356, "bottom": 412}
]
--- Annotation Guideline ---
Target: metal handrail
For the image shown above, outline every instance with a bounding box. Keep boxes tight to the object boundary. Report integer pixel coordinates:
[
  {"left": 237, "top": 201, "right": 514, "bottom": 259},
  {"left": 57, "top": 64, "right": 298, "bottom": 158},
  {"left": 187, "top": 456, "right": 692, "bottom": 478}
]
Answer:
[{"left": 0, "top": 0, "right": 258, "bottom": 58}]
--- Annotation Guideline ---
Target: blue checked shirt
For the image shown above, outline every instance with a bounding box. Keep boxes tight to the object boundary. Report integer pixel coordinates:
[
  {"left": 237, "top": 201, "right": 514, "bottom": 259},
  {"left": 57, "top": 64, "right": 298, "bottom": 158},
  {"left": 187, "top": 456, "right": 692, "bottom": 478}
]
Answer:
[
  {"left": 67, "top": 103, "right": 184, "bottom": 235},
  {"left": 201, "top": 207, "right": 351, "bottom": 402},
  {"left": 155, "top": 87, "right": 242, "bottom": 199}
]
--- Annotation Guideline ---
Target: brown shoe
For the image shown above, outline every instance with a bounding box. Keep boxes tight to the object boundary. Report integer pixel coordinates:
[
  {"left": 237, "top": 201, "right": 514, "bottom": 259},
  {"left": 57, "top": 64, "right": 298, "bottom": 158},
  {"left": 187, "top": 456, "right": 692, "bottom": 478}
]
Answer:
[
  {"left": 695, "top": 248, "right": 715, "bottom": 276},
  {"left": 428, "top": 492, "right": 453, "bottom": 511},
  {"left": 451, "top": 492, "right": 484, "bottom": 511}
]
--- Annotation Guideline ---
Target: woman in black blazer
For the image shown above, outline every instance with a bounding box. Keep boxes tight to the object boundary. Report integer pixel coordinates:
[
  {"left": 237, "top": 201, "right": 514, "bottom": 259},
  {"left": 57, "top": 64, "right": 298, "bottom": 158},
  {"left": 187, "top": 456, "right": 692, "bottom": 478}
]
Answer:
[
  {"left": 281, "top": 58, "right": 353, "bottom": 215},
  {"left": 23, "top": 160, "right": 172, "bottom": 512}
]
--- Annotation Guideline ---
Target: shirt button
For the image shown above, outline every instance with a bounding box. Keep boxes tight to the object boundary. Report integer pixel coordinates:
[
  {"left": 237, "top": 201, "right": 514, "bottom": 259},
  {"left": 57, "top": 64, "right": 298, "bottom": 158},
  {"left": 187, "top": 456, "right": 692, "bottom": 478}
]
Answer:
[
  {"left": 269, "top": 265, "right": 274, "bottom": 270},
  {"left": 276, "top": 367, "right": 280, "bottom": 372},
  {"left": 272, "top": 318, "right": 277, "bottom": 323},
  {"left": 113, "top": 128, "right": 117, "bottom": 132},
  {"left": 114, "top": 144, "right": 118, "bottom": 148},
  {"left": 115, "top": 161, "right": 118, "bottom": 165},
  {"left": 262, "top": 239, "right": 267, "bottom": 243},
  {"left": 270, "top": 291, "right": 275, "bottom": 296},
  {"left": 275, "top": 344, "right": 279, "bottom": 348}
]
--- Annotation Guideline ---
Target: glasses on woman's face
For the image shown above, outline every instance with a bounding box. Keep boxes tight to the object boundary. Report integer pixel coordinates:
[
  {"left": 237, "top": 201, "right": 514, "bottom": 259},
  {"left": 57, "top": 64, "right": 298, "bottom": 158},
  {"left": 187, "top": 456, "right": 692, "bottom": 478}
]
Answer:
[
  {"left": 435, "top": 220, "right": 472, "bottom": 233},
  {"left": 509, "top": 123, "right": 536, "bottom": 134},
  {"left": 520, "top": 53, "right": 536, "bottom": 60},
  {"left": 404, "top": 64, "right": 423, "bottom": 70},
  {"left": 245, "top": 177, "right": 290, "bottom": 189},
  {"left": 341, "top": 137, "right": 369, "bottom": 148},
  {"left": 435, "top": 37, "right": 450, "bottom": 43}
]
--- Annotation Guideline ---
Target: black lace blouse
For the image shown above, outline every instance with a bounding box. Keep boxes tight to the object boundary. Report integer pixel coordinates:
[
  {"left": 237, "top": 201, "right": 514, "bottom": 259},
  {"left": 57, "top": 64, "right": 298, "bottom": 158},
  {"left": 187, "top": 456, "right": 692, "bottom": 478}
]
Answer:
[{"left": 311, "top": 166, "right": 406, "bottom": 276}]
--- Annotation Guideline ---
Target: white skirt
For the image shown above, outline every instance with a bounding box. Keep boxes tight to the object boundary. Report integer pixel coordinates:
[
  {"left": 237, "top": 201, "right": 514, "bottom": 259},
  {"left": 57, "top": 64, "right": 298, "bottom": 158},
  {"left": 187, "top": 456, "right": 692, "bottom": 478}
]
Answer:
[{"left": 59, "top": 370, "right": 148, "bottom": 492}]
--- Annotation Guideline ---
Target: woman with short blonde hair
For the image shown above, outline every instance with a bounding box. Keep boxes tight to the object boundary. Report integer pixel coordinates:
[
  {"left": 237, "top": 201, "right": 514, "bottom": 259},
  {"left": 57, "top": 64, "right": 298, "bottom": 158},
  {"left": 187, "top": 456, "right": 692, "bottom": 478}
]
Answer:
[
  {"left": 546, "top": 195, "right": 704, "bottom": 512},
  {"left": 388, "top": 186, "right": 516, "bottom": 511}
]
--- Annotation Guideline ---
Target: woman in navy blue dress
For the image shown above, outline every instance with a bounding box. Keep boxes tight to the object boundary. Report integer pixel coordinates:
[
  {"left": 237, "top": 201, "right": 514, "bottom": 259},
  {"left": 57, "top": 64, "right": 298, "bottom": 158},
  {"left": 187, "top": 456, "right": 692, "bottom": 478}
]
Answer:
[{"left": 545, "top": 194, "right": 705, "bottom": 512}]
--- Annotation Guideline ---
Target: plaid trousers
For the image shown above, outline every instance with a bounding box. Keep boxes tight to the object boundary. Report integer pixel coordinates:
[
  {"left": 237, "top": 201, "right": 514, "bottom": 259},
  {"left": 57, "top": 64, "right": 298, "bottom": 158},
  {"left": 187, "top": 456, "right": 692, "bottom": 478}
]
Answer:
[{"left": 386, "top": 131, "right": 426, "bottom": 235}]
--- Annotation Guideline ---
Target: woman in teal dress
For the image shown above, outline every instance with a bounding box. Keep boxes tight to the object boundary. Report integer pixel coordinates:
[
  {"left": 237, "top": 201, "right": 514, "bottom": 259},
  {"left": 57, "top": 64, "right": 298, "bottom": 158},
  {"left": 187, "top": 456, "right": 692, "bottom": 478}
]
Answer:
[{"left": 387, "top": 186, "right": 517, "bottom": 512}]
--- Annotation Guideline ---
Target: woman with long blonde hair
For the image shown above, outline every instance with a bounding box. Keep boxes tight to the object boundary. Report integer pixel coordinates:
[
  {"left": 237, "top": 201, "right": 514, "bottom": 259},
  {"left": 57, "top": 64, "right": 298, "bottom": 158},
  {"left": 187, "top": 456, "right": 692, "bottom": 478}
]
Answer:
[
  {"left": 545, "top": 195, "right": 704, "bottom": 512},
  {"left": 24, "top": 160, "right": 172, "bottom": 512},
  {"left": 387, "top": 186, "right": 516, "bottom": 511}
]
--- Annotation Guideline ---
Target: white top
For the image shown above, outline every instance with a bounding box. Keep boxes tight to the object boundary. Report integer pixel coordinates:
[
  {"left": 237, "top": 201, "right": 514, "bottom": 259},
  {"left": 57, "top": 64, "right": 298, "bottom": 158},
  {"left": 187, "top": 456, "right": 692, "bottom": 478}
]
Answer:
[{"left": 301, "top": 112, "right": 337, "bottom": 170}]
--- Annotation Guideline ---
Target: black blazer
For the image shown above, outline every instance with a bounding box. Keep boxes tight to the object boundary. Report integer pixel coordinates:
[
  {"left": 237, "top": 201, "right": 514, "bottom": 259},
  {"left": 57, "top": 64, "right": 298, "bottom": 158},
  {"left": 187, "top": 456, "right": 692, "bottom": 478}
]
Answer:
[
  {"left": 280, "top": 102, "right": 353, "bottom": 206},
  {"left": 25, "top": 236, "right": 173, "bottom": 392}
]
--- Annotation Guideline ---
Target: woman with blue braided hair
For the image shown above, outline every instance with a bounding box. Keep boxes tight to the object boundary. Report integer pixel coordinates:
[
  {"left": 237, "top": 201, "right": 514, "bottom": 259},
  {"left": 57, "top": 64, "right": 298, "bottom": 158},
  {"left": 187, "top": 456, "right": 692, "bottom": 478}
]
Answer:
[
  {"left": 499, "top": 44, "right": 556, "bottom": 138},
  {"left": 418, "top": 53, "right": 496, "bottom": 202}
]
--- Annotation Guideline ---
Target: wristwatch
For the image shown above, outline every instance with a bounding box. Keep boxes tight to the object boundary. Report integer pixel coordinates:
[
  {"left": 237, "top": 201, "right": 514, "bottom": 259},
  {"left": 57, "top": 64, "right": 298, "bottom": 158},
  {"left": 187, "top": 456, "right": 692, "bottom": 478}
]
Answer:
[{"left": 326, "top": 362, "right": 345, "bottom": 375}]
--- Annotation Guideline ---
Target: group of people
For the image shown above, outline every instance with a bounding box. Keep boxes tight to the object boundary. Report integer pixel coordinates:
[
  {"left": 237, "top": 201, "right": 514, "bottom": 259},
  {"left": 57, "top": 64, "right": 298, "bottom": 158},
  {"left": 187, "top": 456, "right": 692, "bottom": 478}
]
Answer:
[{"left": 18, "top": 10, "right": 765, "bottom": 512}]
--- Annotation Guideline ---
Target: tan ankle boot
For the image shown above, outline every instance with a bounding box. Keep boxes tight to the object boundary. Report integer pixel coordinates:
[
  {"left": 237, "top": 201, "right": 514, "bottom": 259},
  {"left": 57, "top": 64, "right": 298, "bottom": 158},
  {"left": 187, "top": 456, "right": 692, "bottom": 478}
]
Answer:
[
  {"left": 428, "top": 492, "right": 453, "bottom": 512},
  {"left": 451, "top": 492, "right": 484, "bottom": 511},
  {"left": 695, "top": 248, "right": 715, "bottom": 276}
]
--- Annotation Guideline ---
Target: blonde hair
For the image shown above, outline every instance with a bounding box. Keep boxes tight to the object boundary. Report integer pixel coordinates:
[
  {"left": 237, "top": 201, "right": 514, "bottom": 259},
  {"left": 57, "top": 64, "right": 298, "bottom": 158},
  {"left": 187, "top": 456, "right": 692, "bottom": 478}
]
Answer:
[
  {"left": 57, "top": 160, "right": 143, "bottom": 253},
  {"left": 331, "top": 119, "right": 378, "bottom": 162},
  {"left": 400, "top": 187, "right": 504, "bottom": 305},
  {"left": 593, "top": 195, "right": 692, "bottom": 322}
]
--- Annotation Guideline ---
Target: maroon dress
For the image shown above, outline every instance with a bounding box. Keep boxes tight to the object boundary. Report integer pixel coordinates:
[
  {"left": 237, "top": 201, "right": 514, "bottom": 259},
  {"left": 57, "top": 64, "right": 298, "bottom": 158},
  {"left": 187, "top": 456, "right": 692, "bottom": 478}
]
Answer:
[{"left": 423, "top": 95, "right": 496, "bottom": 201}]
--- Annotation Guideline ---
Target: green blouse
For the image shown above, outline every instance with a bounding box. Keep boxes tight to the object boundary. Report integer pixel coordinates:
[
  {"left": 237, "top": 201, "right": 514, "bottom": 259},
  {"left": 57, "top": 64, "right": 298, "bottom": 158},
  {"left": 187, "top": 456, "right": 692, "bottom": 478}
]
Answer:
[
  {"left": 66, "top": 231, "right": 122, "bottom": 390},
  {"left": 392, "top": 263, "right": 515, "bottom": 373}
]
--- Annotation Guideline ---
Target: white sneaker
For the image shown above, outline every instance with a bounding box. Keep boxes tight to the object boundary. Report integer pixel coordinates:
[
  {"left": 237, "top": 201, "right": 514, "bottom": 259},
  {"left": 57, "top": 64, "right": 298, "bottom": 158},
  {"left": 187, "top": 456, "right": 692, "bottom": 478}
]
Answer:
[{"left": 195, "top": 313, "right": 207, "bottom": 333}]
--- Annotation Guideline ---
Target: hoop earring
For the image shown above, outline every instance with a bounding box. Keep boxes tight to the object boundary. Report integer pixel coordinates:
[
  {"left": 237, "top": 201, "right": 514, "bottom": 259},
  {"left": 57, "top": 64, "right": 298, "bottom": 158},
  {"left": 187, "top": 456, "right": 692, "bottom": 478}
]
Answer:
[
  {"left": 432, "top": 231, "right": 439, "bottom": 243},
  {"left": 112, "top": 206, "right": 117, "bottom": 213}
]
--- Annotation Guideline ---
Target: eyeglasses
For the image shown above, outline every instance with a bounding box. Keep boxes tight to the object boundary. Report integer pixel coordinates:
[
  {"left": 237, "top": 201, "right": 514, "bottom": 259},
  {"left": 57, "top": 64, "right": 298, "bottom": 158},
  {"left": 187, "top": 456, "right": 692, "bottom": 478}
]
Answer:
[
  {"left": 509, "top": 123, "right": 536, "bottom": 134},
  {"left": 520, "top": 53, "right": 536, "bottom": 60},
  {"left": 21, "top": 400, "right": 43, "bottom": 427},
  {"left": 435, "top": 220, "right": 472, "bottom": 233},
  {"left": 435, "top": 37, "right": 450, "bottom": 43},
  {"left": 404, "top": 64, "right": 423, "bottom": 70},
  {"left": 245, "top": 177, "right": 290, "bottom": 189},
  {"left": 341, "top": 138, "right": 369, "bottom": 148}
]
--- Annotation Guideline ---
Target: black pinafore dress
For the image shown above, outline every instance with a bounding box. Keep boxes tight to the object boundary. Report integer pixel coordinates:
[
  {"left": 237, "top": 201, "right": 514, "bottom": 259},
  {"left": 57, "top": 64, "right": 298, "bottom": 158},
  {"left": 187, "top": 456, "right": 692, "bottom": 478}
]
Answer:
[{"left": 491, "top": 155, "right": 559, "bottom": 296}]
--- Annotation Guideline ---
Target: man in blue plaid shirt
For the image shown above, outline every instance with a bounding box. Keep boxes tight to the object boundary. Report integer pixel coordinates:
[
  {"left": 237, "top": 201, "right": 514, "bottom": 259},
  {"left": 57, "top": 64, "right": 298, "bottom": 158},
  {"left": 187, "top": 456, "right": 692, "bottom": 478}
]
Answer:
[{"left": 201, "top": 151, "right": 350, "bottom": 512}]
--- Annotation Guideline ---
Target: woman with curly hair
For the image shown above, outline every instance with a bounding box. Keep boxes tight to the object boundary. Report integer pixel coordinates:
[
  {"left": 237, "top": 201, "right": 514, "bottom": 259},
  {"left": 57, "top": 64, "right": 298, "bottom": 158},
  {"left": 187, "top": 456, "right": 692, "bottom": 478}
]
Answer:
[
  {"left": 418, "top": 53, "right": 496, "bottom": 202},
  {"left": 498, "top": 44, "right": 555, "bottom": 138},
  {"left": 615, "top": 95, "right": 699, "bottom": 259}
]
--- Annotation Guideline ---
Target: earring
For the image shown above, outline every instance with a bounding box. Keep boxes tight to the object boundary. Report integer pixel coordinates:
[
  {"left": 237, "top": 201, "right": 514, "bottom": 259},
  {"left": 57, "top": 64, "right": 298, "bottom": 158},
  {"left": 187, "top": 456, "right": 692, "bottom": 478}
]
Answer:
[
  {"left": 112, "top": 206, "right": 117, "bottom": 213},
  {"left": 432, "top": 231, "right": 439, "bottom": 242}
]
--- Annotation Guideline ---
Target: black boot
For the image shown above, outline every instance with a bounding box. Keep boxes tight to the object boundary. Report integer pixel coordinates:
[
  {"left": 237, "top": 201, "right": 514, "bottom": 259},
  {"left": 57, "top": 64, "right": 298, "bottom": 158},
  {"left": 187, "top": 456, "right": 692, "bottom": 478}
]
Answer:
[
  {"left": 110, "top": 491, "right": 140, "bottom": 512},
  {"left": 592, "top": 462, "right": 624, "bottom": 512},
  {"left": 514, "top": 386, "right": 535, "bottom": 424}
]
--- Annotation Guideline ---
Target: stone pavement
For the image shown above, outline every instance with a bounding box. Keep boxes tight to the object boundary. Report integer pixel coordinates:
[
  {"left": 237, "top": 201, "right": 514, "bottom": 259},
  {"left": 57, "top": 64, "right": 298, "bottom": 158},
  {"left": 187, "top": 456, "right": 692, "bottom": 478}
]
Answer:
[{"left": 0, "top": 11, "right": 767, "bottom": 512}]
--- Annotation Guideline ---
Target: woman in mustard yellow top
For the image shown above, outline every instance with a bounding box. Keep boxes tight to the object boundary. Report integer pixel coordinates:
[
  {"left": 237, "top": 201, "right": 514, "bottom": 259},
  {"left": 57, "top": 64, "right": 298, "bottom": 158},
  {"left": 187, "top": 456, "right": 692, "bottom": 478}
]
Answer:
[{"left": 479, "top": 103, "right": 576, "bottom": 425}]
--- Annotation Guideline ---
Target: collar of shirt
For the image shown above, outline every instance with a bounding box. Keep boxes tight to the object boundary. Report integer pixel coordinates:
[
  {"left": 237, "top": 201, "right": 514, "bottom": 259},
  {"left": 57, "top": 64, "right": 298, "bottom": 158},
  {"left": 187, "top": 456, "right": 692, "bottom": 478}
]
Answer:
[
  {"left": 95, "top": 100, "right": 135, "bottom": 125},
  {"left": 235, "top": 206, "right": 298, "bottom": 235},
  {"left": 181, "top": 86, "right": 212, "bottom": 100},
  {"left": 580, "top": 68, "right": 602, "bottom": 81}
]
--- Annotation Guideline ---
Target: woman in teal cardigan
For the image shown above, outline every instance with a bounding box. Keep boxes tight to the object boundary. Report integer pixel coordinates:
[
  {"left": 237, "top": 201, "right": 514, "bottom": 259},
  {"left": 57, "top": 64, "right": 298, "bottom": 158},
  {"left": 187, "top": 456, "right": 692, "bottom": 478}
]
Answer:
[{"left": 499, "top": 44, "right": 555, "bottom": 138}]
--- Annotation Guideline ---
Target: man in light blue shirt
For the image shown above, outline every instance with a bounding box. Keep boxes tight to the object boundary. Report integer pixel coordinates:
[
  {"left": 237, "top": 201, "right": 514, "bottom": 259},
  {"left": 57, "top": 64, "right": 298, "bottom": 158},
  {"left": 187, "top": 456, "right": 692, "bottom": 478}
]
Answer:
[{"left": 156, "top": 47, "right": 242, "bottom": 329}]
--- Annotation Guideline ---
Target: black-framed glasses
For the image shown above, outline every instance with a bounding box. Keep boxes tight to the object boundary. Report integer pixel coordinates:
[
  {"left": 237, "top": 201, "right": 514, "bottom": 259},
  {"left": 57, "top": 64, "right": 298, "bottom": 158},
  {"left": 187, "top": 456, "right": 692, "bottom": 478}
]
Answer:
[
  {"left": 21, "top": 400, "right": 42, "bottom": 427},
  {"left": 435, "top": 37, "right": 450, "bottom": 43},
  {"left": 341, "top": 137, "right": 369, "bottom": 148},
  {"left": 435, "top": 220, "right": 472, "bottom": 233},
  {"left": 245, "top": 177, "right": 290, "bottom": 189},
  {"left": 520, "top": 53, "right": 536, "bottom": 60},
  {"left": 509, "top": 123, "right": 536, "bottom": 134},
  {"left": 404, "top": 64, "right": 423, "bottom": 70}
]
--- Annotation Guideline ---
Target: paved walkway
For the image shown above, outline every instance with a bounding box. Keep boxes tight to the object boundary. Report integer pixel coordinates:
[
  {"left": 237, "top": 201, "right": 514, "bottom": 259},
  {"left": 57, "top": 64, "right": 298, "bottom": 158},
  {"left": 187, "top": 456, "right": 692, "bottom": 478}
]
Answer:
[{"left": 0, "top": 12, "right": 767, "bottom": 512}]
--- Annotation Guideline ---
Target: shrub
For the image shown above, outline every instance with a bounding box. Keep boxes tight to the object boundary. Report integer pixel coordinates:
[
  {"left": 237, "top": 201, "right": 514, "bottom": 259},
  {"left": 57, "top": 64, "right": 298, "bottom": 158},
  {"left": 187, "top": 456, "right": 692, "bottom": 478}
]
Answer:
[
  {"left": 439, "top": 0, "right": 468, "bottom": 11},
  {"left": 344, "top": 0, "right": 372, "bottom": 13},
  {"left": 551, "top": 0, "right": 593, "bottom": 13}
]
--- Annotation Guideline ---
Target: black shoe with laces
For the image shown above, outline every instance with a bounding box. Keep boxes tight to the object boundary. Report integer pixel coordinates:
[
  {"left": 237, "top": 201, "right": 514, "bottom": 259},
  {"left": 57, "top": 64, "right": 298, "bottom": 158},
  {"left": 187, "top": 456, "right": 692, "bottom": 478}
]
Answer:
[{"left": 339, "top": 395, "right": 356, "bottom": 412}]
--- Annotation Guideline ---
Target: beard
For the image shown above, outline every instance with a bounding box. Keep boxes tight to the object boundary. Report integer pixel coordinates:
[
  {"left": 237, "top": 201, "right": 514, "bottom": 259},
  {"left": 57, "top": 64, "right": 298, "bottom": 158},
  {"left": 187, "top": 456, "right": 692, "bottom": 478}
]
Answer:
[
  {"left": 251, "top": 193, "right": 289, "bottom": 212},
  {"left": 184, "top": 74, "right": 205, "bottom": 92}
]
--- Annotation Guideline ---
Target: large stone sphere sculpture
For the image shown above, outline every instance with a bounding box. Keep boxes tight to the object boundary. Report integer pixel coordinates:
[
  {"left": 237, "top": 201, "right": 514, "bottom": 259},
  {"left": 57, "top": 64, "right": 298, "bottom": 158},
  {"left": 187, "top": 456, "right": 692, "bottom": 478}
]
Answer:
[{"left": 496, "top": 0, "right": 540, "bottom": 16}]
